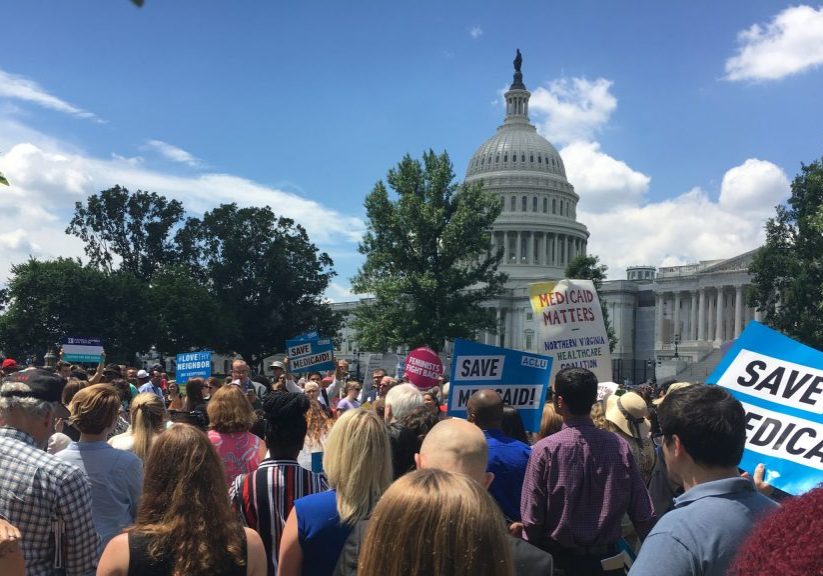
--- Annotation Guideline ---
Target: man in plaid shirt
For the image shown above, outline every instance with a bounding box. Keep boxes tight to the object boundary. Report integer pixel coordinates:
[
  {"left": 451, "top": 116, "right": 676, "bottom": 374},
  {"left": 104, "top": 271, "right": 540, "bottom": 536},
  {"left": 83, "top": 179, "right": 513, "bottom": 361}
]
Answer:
[{"left": 0, "top": 369, "right": 99, "bottom": 575}]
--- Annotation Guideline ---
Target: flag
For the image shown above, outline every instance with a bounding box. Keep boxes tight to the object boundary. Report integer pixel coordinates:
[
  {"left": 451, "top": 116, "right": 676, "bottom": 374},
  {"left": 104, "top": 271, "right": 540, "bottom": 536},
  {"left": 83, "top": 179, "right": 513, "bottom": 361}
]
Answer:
[{"left": 0, "top": 171, "right": 9, "bottom": 186}]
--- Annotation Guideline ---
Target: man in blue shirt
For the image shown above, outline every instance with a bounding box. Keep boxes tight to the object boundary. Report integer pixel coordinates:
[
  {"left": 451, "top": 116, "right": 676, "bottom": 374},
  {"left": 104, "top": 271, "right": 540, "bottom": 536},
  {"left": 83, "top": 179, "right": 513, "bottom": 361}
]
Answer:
[
  {"left": 467, "top": 389, "right": 531, "bottom": 523},
  {"left": 629, "top": 384, "right": 778, "bottom": 576}
]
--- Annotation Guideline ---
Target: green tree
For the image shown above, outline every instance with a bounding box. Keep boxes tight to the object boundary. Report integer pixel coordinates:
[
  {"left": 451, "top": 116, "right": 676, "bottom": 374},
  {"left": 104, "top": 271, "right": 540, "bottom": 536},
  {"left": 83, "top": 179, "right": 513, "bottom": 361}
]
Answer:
[
  {"left": 351, "top": 151, "right": 507, "bottom": 352},
  {"left": 749, "top": 156, "right": 823, "bottom": 349},
  {"left": 66, "top": 185, "right": 184, "bottom": 282},
  {"left": 0, "top": 258, "right": 157, "bottom": 362},
  {"left": 175, "top": 203, "right": 340, "bottom": 369},
  {"left": 565, "top": 254, "right": 617, "bottom": 352},
  {"left": 149, "top": 265, "right": 236, "bottom": 357}
]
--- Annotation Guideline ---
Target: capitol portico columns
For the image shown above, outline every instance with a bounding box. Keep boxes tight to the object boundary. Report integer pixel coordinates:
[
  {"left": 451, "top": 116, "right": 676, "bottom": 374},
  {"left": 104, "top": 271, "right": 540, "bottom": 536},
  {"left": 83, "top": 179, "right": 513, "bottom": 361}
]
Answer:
[
  {"left": 673, "top": 292, "right": 681, "bottom": 341},
  {"left": 690, "top": 290, "right": 698, "bottom": 341},
  {"left": 734, "top": 285, "right": 744, "bottom": 338},
  {"left": 655, "top": 293, "right": 664, "bottom": 349},
  {"left": 697, "top": 288, "right": 706, "bottom": 341},
  {"left": 715, "top": 286, "right": 725, "bottom": 344}
]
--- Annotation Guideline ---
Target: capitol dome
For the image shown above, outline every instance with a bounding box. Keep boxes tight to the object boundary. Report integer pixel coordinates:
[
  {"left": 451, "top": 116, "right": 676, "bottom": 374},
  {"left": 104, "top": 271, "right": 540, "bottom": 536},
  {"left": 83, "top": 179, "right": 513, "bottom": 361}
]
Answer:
[{"left": 465, "top": 52, "right": 589, "bottom": 286}]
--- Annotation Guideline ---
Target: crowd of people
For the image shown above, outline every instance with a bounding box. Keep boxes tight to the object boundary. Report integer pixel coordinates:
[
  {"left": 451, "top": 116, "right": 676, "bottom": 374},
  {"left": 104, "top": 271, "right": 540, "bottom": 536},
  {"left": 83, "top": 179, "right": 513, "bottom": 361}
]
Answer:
[{"left": 0, "top": 353, "right": 820, "bottom": 575}]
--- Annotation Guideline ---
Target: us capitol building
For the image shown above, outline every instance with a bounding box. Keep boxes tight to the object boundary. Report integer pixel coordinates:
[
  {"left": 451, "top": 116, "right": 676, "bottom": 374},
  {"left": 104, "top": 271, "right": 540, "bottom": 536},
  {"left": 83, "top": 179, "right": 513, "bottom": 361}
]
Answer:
[{"left": 331, "top": 54, "right": 760, "bottom": 384}]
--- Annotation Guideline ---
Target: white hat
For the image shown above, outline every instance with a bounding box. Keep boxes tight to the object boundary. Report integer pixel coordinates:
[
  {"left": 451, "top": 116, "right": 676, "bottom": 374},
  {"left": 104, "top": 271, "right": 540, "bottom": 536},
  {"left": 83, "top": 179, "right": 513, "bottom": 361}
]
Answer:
[
  {"left": 270, "top": 360, "right": 285, "bottom": 369},
  {"left": 136, "top": 369, "right": 150, "bottom": 379},
  {"left": 605, "top": 392, "right": 650, "bottom": 440}
]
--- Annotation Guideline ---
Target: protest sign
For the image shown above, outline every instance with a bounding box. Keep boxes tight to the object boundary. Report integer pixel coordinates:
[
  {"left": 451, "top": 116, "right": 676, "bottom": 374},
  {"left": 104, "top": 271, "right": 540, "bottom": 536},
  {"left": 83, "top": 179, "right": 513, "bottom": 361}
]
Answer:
[
  {"left": 597, "top": 381, "right": 619, "bottom": 402},
  {"left": 61, "top": 337, "right": 104, "bottom": 363},
  {"left": 708, "top": 321, "right": 823, "bottom": 495},
  {"left": 529, "top": 279, "right": 612, "bottom": 384},
  {"left": 175, "top": 351, "right": 212, "bottom": 383},
  {"left": 404, "top": 347, "right": 443, "bottom": 389},
  {"left": 287, "top": 335, "right": 334, "bottom": 372},
  {"left": 448, "top": 339, "right": 552, "bottom": 432}
]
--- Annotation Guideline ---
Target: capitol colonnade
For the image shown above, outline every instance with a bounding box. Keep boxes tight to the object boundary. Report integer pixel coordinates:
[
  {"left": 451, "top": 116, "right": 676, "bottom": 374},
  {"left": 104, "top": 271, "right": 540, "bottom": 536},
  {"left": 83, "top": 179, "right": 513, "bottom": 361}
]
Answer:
[{"left": 653, "top": 251, "right": 761, "bottom": 357}]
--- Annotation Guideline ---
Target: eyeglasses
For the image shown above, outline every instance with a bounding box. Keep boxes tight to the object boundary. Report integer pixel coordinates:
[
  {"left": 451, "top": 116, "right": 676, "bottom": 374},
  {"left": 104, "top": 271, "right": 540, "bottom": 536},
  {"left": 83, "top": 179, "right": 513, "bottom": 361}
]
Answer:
[{"left": 652, "top": 432, "right": 665, "bottom": 447}]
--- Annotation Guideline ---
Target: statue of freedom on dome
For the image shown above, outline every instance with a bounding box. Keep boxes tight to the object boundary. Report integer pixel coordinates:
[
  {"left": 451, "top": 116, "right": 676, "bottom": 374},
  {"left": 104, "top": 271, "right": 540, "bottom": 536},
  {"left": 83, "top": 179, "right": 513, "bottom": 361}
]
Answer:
[{"left": 514, "top": 49, "right": 522, "bottom": 72}]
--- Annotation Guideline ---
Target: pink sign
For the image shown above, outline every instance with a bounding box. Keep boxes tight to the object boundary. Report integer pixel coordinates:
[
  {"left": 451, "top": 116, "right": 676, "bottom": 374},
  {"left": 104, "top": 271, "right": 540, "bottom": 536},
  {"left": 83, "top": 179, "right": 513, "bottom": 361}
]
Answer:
[{"left": 404, "top": 347, "right": 444, "bottom": 390}]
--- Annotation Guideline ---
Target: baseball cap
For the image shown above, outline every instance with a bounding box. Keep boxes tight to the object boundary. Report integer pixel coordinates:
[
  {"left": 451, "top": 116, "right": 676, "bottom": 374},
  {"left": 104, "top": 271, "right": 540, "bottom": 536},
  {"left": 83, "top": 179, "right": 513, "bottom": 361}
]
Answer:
[
  {"left": 1, "top": 369, "right": 65, "bottom": 403},
  {"left": 136, "top": 369, "right": 150, "bottom": 379},
  {"left": 270, "top": 360, "right": 285, "bottom": 369},
  {"left": 2, "top": 358, "right": 18, "bottom": 371}
]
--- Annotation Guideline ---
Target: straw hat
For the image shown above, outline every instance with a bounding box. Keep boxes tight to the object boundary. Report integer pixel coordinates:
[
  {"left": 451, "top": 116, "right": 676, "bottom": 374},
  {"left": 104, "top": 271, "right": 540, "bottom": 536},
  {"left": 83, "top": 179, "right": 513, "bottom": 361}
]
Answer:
[
  {"left": 652, "top": 381, "right": 693, "bottom": 405},
  {"left": 605, "top": 392, "right": 650, "bottom": 440}
]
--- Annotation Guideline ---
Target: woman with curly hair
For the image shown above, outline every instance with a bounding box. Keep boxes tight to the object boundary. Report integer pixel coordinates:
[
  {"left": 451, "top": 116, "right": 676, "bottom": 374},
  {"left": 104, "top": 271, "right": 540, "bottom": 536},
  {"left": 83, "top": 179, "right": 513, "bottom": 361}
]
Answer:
[
  {"left": 97, "top": 424, "right": 266, "bottom": 576},
  {"left": 298, "top": 398, "right": 333, "bottom": 472}
]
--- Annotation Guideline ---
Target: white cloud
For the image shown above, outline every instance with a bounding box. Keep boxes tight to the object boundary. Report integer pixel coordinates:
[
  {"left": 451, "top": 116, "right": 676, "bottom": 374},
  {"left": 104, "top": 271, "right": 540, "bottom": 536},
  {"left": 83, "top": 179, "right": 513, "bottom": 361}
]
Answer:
[
  {"left": 529, "top": 77, "right": 616, "bottom": 145},
  {"left": 719, "top": 158, "right": 790, "bottom": 216},
  {"left": 725, "top": 5, "right": 823, "bottom": 81},
  {"left": 582, "top": 159, "right": 791, "bottom": 279},
  {"left": 469, "top": 26, "right": 483, "bottom": 39},
  {"left": 560, "top": 141, "right": 650, "bottom": 212},
  {"left": 0, "top": 68, "right": 103, "bottom": 122},
  {"left": 325, "top": 282, "right": 359, "bottom": 303},
  {"left": 144, "top": 139, "right": 201, "bottom": 167},
  {"left": 0, "top": 120, "right": 366, "bottom": 286}
]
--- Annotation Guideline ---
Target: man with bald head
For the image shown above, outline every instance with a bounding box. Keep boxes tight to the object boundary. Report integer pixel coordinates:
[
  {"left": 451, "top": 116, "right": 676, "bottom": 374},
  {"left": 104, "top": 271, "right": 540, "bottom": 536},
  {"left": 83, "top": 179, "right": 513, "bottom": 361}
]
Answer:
[
  {"left": 334, "top": 419, "right": 553, "bottom": 576},
  {"left": 467, "top": 389, "right": 531, "bottom": 524}
]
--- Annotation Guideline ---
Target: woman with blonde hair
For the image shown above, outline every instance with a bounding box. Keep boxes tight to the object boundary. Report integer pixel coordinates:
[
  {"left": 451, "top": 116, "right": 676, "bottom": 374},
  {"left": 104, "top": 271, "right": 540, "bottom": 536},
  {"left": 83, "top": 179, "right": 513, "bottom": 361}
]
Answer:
[
  {"left": 538, "top": 401, "right": 563, "bottom": 440},
  {"left": 97, "top": 424, "right": 266, "bottom": 576},
  {"left": 358, "top": 468, "right": 513, "bottom": 576},
  {"left": 279, "top": 409, "right": 392, "bottom": 576},
  {"left": 207, "top": 385, "right": 267, "bottom": 486},
  {"left": 108, "top": 392, "right": 167, "bottom": 462}
]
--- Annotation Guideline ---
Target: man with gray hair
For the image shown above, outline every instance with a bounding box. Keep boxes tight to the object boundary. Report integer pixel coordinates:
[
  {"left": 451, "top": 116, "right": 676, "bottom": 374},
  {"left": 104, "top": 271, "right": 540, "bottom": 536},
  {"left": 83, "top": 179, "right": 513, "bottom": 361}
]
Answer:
[
  {"left": 0, "top": 369, "right": 99, "bottom": 575},
  {"left": 383, "top": 382, "right": 423, "bottom": 423}
]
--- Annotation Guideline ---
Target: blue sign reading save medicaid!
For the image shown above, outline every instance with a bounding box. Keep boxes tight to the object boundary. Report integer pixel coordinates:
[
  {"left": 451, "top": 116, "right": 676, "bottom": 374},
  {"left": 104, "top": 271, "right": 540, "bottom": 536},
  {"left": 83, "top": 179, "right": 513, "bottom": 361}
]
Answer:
[
  {"left": 175, "top": 351, "right": 212, "bottom": 383},
  {"left": 708, "top": 321, "right": 823, "bottom": 495},
  {"left": 448, "top": 339, "right": 552, "bottom": 432},
  {"left": 287, "top": 335, "right": 334, "bottom": 372}
]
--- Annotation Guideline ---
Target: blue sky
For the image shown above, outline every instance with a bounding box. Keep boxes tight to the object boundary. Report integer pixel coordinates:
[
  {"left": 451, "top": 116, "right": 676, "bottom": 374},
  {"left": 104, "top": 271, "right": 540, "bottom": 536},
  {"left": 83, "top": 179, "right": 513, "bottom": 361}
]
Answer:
[{"left": 1, "top": 1, "right": 822, "bottom": 299}]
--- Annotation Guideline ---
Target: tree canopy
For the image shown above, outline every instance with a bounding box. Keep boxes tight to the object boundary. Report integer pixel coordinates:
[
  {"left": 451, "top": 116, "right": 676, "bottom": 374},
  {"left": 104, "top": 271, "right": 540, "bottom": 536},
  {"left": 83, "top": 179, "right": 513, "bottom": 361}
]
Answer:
[
  {"left": 565, "top": 254, "right": 617, "bottom": 352},
  {"left": 1, "top": 188, "right": 338, "bottom": 368},
  {"left": 351, "top": 151, "right": 507, "bottom": 352},
  {"left": 66, "top": 185, "right": 184, "bottom": 282},
  {"left": 176, "top": 203, "right": 340, "bottom": 368},
  {"left": 0, "top": 258, "right": 156, "bottom": 362},
  {"left": 749, "top": 156, "right": 823, "bottom": 349}
]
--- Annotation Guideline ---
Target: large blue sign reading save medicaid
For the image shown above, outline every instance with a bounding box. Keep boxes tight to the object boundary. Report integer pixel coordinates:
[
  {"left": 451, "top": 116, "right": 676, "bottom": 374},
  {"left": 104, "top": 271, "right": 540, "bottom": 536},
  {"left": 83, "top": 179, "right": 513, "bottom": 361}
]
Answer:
[
  {"left": 287, "top": 335, "right": 334, "bottom": 373},
  {"left": 708, "top": 321, "right": 823, "bottom": 495},
  {"left": 175, "top": 351, "right": 212, "bottom": 383},
  {"left": 448, "top": 339, "right": 553, "bottom": 432}
]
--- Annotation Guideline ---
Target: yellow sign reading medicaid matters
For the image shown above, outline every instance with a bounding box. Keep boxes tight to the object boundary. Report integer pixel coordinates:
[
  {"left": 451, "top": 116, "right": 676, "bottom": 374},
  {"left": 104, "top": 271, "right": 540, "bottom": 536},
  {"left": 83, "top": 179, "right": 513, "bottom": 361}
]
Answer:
[{"left": 529, "top": 279, "right": 612, "bottom": 384}]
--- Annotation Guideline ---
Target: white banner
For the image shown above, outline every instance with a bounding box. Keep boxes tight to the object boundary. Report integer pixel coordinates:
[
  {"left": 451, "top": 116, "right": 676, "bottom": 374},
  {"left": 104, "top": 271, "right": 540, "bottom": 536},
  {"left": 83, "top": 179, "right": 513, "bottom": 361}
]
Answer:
[{"left": 529, "top": 279, "right": 612, "bottom": 384}]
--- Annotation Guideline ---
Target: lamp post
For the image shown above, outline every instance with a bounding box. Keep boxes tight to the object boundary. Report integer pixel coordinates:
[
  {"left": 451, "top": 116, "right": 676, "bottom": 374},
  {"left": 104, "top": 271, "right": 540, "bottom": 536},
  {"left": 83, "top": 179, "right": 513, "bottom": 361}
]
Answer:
[{"left": 44, "top": 347, "right": 58, "bottom": 369}]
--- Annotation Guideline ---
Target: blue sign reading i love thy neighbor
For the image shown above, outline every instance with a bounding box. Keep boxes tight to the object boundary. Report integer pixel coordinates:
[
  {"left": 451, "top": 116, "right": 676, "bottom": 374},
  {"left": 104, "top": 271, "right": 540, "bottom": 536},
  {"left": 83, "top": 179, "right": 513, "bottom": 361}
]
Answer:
[
  {"left": 708, "top": 321, "right": 823, "bottom": 495},
  {"left": 448, "top": 339, "right": 553, "bottom": 432},
  {"left": 175, "top": 351, "right": 212, "bottom": 383}
]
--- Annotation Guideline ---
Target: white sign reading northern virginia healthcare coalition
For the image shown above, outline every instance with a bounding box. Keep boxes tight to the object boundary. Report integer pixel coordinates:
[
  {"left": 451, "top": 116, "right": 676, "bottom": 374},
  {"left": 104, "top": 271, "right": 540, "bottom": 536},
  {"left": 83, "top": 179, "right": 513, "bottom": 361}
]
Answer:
[
  {"left": 529, "top": 279, "right": 612, "bottom": 384},
  {"left": 708, "top": 321, "right": 823, "bottom": 495}
]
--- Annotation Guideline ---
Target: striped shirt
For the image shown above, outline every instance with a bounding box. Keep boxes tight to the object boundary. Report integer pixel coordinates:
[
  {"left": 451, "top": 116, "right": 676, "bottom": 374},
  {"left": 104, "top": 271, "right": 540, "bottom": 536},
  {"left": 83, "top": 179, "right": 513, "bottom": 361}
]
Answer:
[
  {"left": 0, "top": 426, "right": 99, "bottom": 576},
  {"left": 230, "top": 458, "right": 329, "bottom": 576}
]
